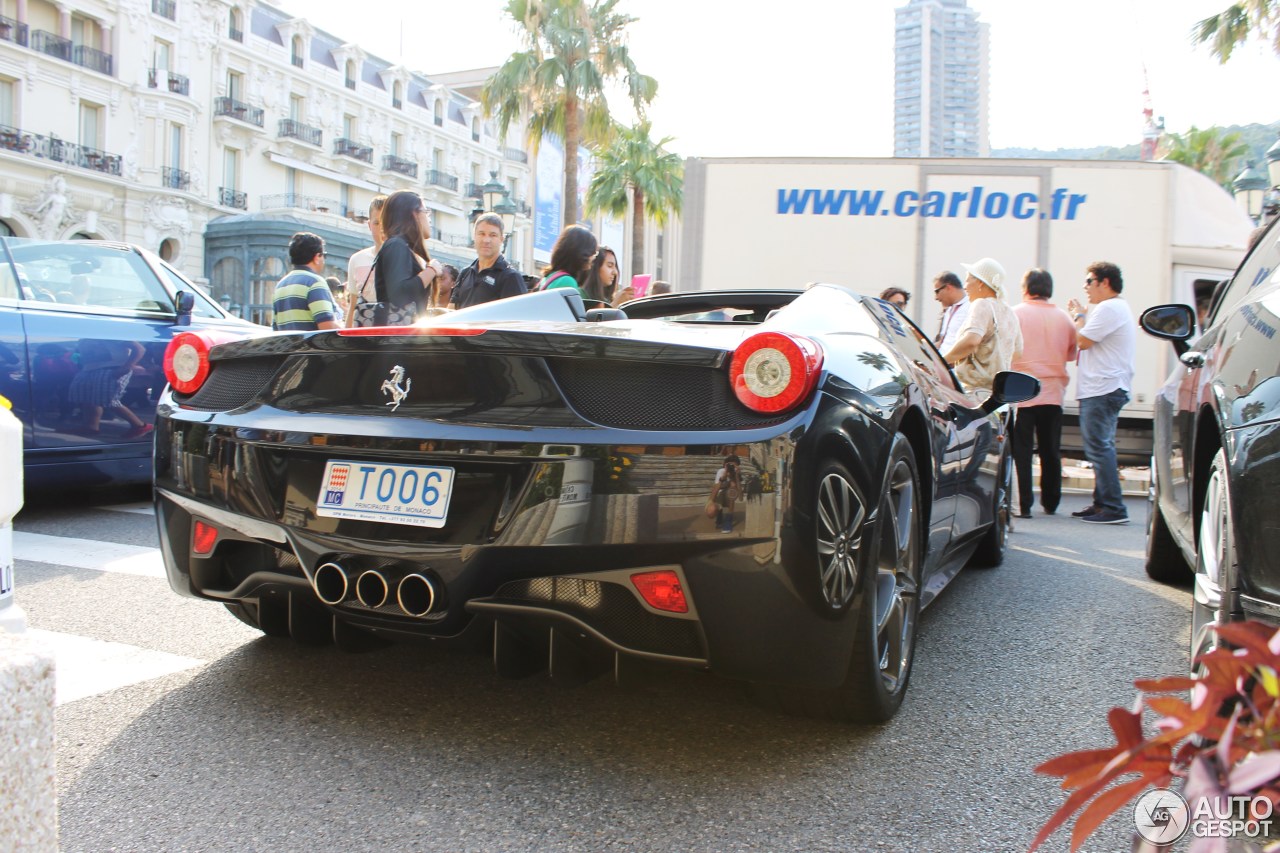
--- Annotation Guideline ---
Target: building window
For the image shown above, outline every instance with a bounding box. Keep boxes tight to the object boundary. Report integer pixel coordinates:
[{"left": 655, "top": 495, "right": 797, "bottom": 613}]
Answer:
[
  {"left": 390, "top": 132, "right": 401, "bottom": 157},
  {"left": 228, "top": 8, "right": 243, "bottom": 42},
  {"left": 471, "top": 117, "right": 480, "bottom": 142},
  {"left": 290, "top": 95, "right": 303, "bottom": 122},
  {"left": 223, "top": 148, "right": 239, "bottom": 190},
  {"left": 291, "top": 35, "right": 304, "bottom": 68},
  {"left": 345, "top": 60, "right": 356, "bottom": 90},
  {"left": 392, "top": 81, "right": 403, "bottom": 110},
  {"left": 227, "top": 70, "right": 243, "bottom": 101},
  {"left": 79, "top": 102, "right": 101, "bottom": 149},
  {"left": 433, "top": 101, "right": 443, "bottom": 127},
  {"left": 343, "top": 114, "right": 356, "bottom": 139},
  {"left": 0, "top": 79, "right": 14, "bottom": 128}
]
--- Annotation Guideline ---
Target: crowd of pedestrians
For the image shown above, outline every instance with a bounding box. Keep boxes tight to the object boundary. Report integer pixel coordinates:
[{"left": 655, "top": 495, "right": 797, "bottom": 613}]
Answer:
[{"left": 921, "top": 255, "right": 1135, "bottom": 526}]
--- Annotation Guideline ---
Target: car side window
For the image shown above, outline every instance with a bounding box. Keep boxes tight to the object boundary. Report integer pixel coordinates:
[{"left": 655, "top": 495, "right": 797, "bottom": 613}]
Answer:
[
  {"left": 13, "top": 245, "right": 173, "bottom": 313},
  {"left": 870, "top": 300, "right": 960, "bottom": 391},
  {"left": 1211, "top": 223, "right": 1280, "bottom": 325}
]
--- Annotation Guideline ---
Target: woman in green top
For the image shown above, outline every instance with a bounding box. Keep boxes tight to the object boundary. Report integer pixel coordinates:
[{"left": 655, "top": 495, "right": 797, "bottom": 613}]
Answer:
[{"left": 539, "top": 225, "right": 598, "bottom": 295}]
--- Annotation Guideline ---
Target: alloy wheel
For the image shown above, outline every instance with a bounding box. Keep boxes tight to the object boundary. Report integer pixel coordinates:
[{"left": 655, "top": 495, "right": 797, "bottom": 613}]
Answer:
[
  {"left": 872, "top": 457, "right": 920, "bottom": 693},
  {"left": 1191, "top": 453, "right": 1232, "bottom": 666},
  {"left": 816, "top": 471, "right": 866, "bottom": 608}
]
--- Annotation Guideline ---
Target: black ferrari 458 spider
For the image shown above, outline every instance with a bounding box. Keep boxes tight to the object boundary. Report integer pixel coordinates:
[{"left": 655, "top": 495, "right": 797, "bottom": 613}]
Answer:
[{"left": 154, "top": 284, "right": 1037, "bottom": 721}]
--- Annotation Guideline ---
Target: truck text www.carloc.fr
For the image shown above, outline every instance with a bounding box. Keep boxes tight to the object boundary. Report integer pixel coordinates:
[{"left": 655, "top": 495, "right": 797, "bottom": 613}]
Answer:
[{"left": 776, "top": 187, "right": 1089, "bottom": 220}]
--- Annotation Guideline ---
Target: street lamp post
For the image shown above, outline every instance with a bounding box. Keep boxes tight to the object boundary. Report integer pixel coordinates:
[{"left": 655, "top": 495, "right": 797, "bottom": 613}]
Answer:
[
  {"left": 1232, "top": 161, "right": 1270, "bottom": 224},
  {"left": 494, "top": 194, "right": 517, "bottom": 258}
]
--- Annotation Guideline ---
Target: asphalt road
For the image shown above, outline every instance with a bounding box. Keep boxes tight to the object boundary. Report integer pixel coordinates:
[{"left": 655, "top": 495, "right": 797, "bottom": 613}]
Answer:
[{"left": 13, "top": 487, "right": 1188, "bottom": 853}]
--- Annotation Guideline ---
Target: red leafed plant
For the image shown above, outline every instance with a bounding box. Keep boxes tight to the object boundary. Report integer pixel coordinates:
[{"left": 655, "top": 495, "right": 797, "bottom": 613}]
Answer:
[{"left": 1030, "top": 620, "right": 1280, "bottom": 852}]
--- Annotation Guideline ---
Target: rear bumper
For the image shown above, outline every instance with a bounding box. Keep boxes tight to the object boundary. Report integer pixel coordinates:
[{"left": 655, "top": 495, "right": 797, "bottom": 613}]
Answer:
[{"left": 153, "top": 407, "right": 868, "bottom": 688}]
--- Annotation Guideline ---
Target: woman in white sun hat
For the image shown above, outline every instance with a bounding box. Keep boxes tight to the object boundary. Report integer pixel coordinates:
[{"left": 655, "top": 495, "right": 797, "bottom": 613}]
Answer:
[{"left": 942, "top": 257, "right": 1023, "bottom": 394}]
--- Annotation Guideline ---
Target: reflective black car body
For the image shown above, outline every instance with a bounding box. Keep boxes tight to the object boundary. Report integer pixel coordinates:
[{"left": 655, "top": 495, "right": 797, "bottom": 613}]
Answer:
[
  {"left": 154, "top": 285, "right": 1035, "bottom": 721},
  {"left": 1142, "top": 217, "right": 1280, "bottom": 662}
]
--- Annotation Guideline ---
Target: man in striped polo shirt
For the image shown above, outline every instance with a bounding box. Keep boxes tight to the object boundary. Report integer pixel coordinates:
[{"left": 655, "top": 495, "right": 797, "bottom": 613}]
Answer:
[{"left": 271, "top": 232, "right": 340, "bottom": 331}]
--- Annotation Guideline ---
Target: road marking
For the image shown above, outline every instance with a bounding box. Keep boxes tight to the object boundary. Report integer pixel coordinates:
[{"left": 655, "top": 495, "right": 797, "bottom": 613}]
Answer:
[
  {"left": 101, "top": 501, "right": 155, "bottom": 516},
  {"left": 13, "top": 532, "right": 165, "bottom": 578},
  {"left": 25, "top": 628, "right": 203, "bottom": 705}
]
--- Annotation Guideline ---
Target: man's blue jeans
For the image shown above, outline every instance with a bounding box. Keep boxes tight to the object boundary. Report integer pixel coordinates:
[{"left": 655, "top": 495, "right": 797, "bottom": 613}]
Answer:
[{"left": 1078, "top": 388, "right": 1129, "bottom": 514}]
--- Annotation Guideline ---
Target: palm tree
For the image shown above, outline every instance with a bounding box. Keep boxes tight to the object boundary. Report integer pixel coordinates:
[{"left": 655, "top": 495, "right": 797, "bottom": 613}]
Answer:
[
  {"left": 483, "top": 0, "right": 657, "bottom": 227},
  {"left": 1191, "top": 1, "right": 1280, "bottom": 62},
  {"left": 584, "top": 121, "right": 682, "bottom": 277},
  {"left": 1158, "top": 126, "right": 1250, "bottom": 189}
]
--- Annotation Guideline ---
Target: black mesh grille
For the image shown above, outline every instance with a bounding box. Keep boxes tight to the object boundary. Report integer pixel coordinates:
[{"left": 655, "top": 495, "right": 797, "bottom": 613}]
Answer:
[
  {"left": 175, "top": 358, "right": 282, "bottom": 411},
  {"left": 548, "top": 358, "right": 790, "bottom": 430},
  {"left": 494, "top": 576, "right": 704, "bottom": 659}
]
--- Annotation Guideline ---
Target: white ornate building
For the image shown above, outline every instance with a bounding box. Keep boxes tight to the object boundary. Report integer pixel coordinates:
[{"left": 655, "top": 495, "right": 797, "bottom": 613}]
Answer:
[{"left": 0, "top": 0, "right": 534, "bottom": 323}]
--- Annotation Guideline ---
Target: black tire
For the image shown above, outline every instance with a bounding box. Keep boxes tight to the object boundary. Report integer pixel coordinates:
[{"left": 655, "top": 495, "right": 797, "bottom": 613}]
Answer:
[
  {"left": 1144, "top": 454, "right": 1193, "bottom": 584},
  {"left": 753, "top": 436, "right": 922, "bottom": 723},
  {"left": 970, "top": 446, "right": 1012, "bottom": 568},
  {"left": 1190, "top": 448, "right": 1238, "bottom": 668}
]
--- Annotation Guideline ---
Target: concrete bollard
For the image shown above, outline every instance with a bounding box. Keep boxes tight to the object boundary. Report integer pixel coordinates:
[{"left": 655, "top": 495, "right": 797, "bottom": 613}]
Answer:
[{"left": 0, "top": 631, "right": 57, "bottom": 851}]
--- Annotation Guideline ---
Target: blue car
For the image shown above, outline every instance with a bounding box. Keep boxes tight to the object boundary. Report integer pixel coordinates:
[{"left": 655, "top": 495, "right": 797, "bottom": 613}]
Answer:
[{"left": 0, "top": 238, "right": 258, "bottom": 490}]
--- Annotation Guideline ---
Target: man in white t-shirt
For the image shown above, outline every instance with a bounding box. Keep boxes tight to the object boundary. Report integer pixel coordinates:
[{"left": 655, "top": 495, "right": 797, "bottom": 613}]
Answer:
[
  {"left": 1065, "top": 261, "right": 1136, "bottom": 524},
  {"left": 344, "top": 194, "right": 386, "bottom": 326},
  {"left": 933, "top": 271, "right": 970, "bottom": 355}
]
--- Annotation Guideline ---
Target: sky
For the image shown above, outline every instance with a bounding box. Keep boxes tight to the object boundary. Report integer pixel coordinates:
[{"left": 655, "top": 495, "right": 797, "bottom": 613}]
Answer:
[{"left": 275, "top": 0, "right": 1280, "bottom": 158}]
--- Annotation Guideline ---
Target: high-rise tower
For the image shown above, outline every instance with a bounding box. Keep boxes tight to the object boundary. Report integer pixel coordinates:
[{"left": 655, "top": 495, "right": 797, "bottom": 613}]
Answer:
[{"left": 894, "top": 0, "right": 990, "bottom": 158}]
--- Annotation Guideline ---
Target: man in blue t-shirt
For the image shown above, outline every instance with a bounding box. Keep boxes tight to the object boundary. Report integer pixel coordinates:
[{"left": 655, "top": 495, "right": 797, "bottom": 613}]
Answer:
[{"left": 271, "top": 232, "right": 340, "bottom": 331}]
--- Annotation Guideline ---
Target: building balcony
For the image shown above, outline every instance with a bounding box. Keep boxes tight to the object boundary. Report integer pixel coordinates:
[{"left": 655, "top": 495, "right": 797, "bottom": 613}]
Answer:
[
  {"left": 392, "top": 97, "right": 402, "bottom": 110},
  {"left": 0, "top": 15, "right": 29, "bottom": 47},
  {"left": 148, "top": 68, "right": 190, "bottom": 96},
  {"left": 345, "top": 76, "right": 356, "bottom": 90},
  {"left": 213, "top": 97, "right": 264, "bottom": 127},
  {"left": 512, "top": 197, "right": 531, "bottom": 217},
  {"left": 261, "top": 193, "right": 341, "bottom": 214},
  {"left": 278, "top": 118, "right": 322, "bottom": 147},
  {"left": 228, "top": 26, "right": 243, "bottom": 42},
  {"left": 30, "top": 30, "right": 71, "bottom": 61},
  {"left": 218, "top": 187, "right": 247, "bottom": 210},
  {"left": 0, "top": 126, "right": 123, "bottom": 175},
  {"left": 424, "top": 169, "right": 458, "bottom": 191},
  {"left": 73, "top": 44, "right": 112, "bottom": 75},
  {"left": 334, "top": 137, "right": 373, "bottom": 163},
  {"left": 503, "top": 147, "right": 528, "bottom": 164},
  {"left": 162, "top": 166, "right": 190, "bottom": 190},
  {"left": 152, "top": 0, "right": 176, "bottom": 20},
  {"left": 382, "top": 154, "right": 417, "bottom": 179},
  {"left": 291, "top": 55, "right": 303, "bottom": 68},
  {"left": 429, "top": 226, "right": 472, "bottom": 248},
  {"left": 464, "top": 182, "right": 483, "bottom": 199}
]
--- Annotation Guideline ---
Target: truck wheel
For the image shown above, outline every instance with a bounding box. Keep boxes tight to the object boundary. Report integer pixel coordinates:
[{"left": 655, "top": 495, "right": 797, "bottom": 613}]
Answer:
[{"left": 1144, "top": 454, "right": 1192, "bottom": 585}]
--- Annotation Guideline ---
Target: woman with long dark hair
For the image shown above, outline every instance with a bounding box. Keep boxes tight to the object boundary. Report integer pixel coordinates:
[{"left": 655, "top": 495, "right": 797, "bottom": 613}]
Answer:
[
  {"left": 538, "top": 225, "right": 598, "bottom": 296},
  {"left": 372, "top": 190, "right": 440, "bottom": 324},
  {"left": 581, "top": 245, "right": 619, "bottom": 306}
]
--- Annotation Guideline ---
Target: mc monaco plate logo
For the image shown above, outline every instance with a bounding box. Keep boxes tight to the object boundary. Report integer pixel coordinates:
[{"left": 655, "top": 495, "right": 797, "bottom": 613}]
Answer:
[{"left": 321, "top": 463, "right": 352, "bottom": 508}]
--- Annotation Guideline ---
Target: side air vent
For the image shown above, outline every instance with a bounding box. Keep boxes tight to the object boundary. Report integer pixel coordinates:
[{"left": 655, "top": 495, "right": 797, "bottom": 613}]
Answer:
[
  {"left": 172, "top": 358, "right": 282, "bottom": 411},
  {"left": 547, "top": 358, "right": 791, "bottom": 430}
]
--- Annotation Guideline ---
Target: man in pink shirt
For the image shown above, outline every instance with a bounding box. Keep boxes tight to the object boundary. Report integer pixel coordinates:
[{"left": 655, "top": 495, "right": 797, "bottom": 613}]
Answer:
[{"left": 1011, "top": 269, "right": 1078, "bottom": 517}]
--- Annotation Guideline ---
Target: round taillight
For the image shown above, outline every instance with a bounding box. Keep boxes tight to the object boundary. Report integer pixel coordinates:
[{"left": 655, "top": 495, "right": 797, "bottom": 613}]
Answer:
[
  {"left": 729, "top": 332, "right": 823, "bottom": 413},
  {"left": 163, "top": 332, "right": 213, "bottom": 395}
]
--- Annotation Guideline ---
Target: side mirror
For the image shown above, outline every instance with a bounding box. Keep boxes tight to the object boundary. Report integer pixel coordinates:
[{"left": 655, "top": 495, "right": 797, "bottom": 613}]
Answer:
[
  {"left": 174, "top": 290, "right": 195, "bottom": 327},
  {"left": 1139, "top": 304, "right": 1196, "bottom": 342},
  {"left": 981, "top": 371, "right": 1041, "bottom": 415},
  {"left": 585, "top": 307, "right": 627, "bottom": 322}
]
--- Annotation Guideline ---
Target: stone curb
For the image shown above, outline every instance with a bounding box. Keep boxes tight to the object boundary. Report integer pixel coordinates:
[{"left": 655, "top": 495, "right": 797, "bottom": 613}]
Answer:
[{"left": 0, "top": 630, "right": 57, "bottom": 851}]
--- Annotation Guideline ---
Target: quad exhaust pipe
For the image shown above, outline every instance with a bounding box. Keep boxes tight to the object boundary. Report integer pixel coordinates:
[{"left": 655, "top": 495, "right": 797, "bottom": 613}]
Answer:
[{"left": 312, "top": 561, "right": 437, "bottom": 617}]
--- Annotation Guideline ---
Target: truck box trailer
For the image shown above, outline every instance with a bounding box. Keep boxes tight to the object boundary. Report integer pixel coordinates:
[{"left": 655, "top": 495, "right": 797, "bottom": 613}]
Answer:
[{"left": 678, "top": 157, "right": 1256, "bottom": 458}]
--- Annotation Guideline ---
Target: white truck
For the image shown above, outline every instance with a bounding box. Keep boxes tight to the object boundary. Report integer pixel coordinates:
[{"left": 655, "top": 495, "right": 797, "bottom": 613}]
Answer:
[{"left": 678, "top": 156, "right": 1256, "bottom": 457}]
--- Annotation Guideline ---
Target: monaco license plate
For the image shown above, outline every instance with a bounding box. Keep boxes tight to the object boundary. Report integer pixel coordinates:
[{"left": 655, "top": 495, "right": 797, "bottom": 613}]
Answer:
[{"left": 315, "top": 461, "right": 455, "bottom": 528}]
